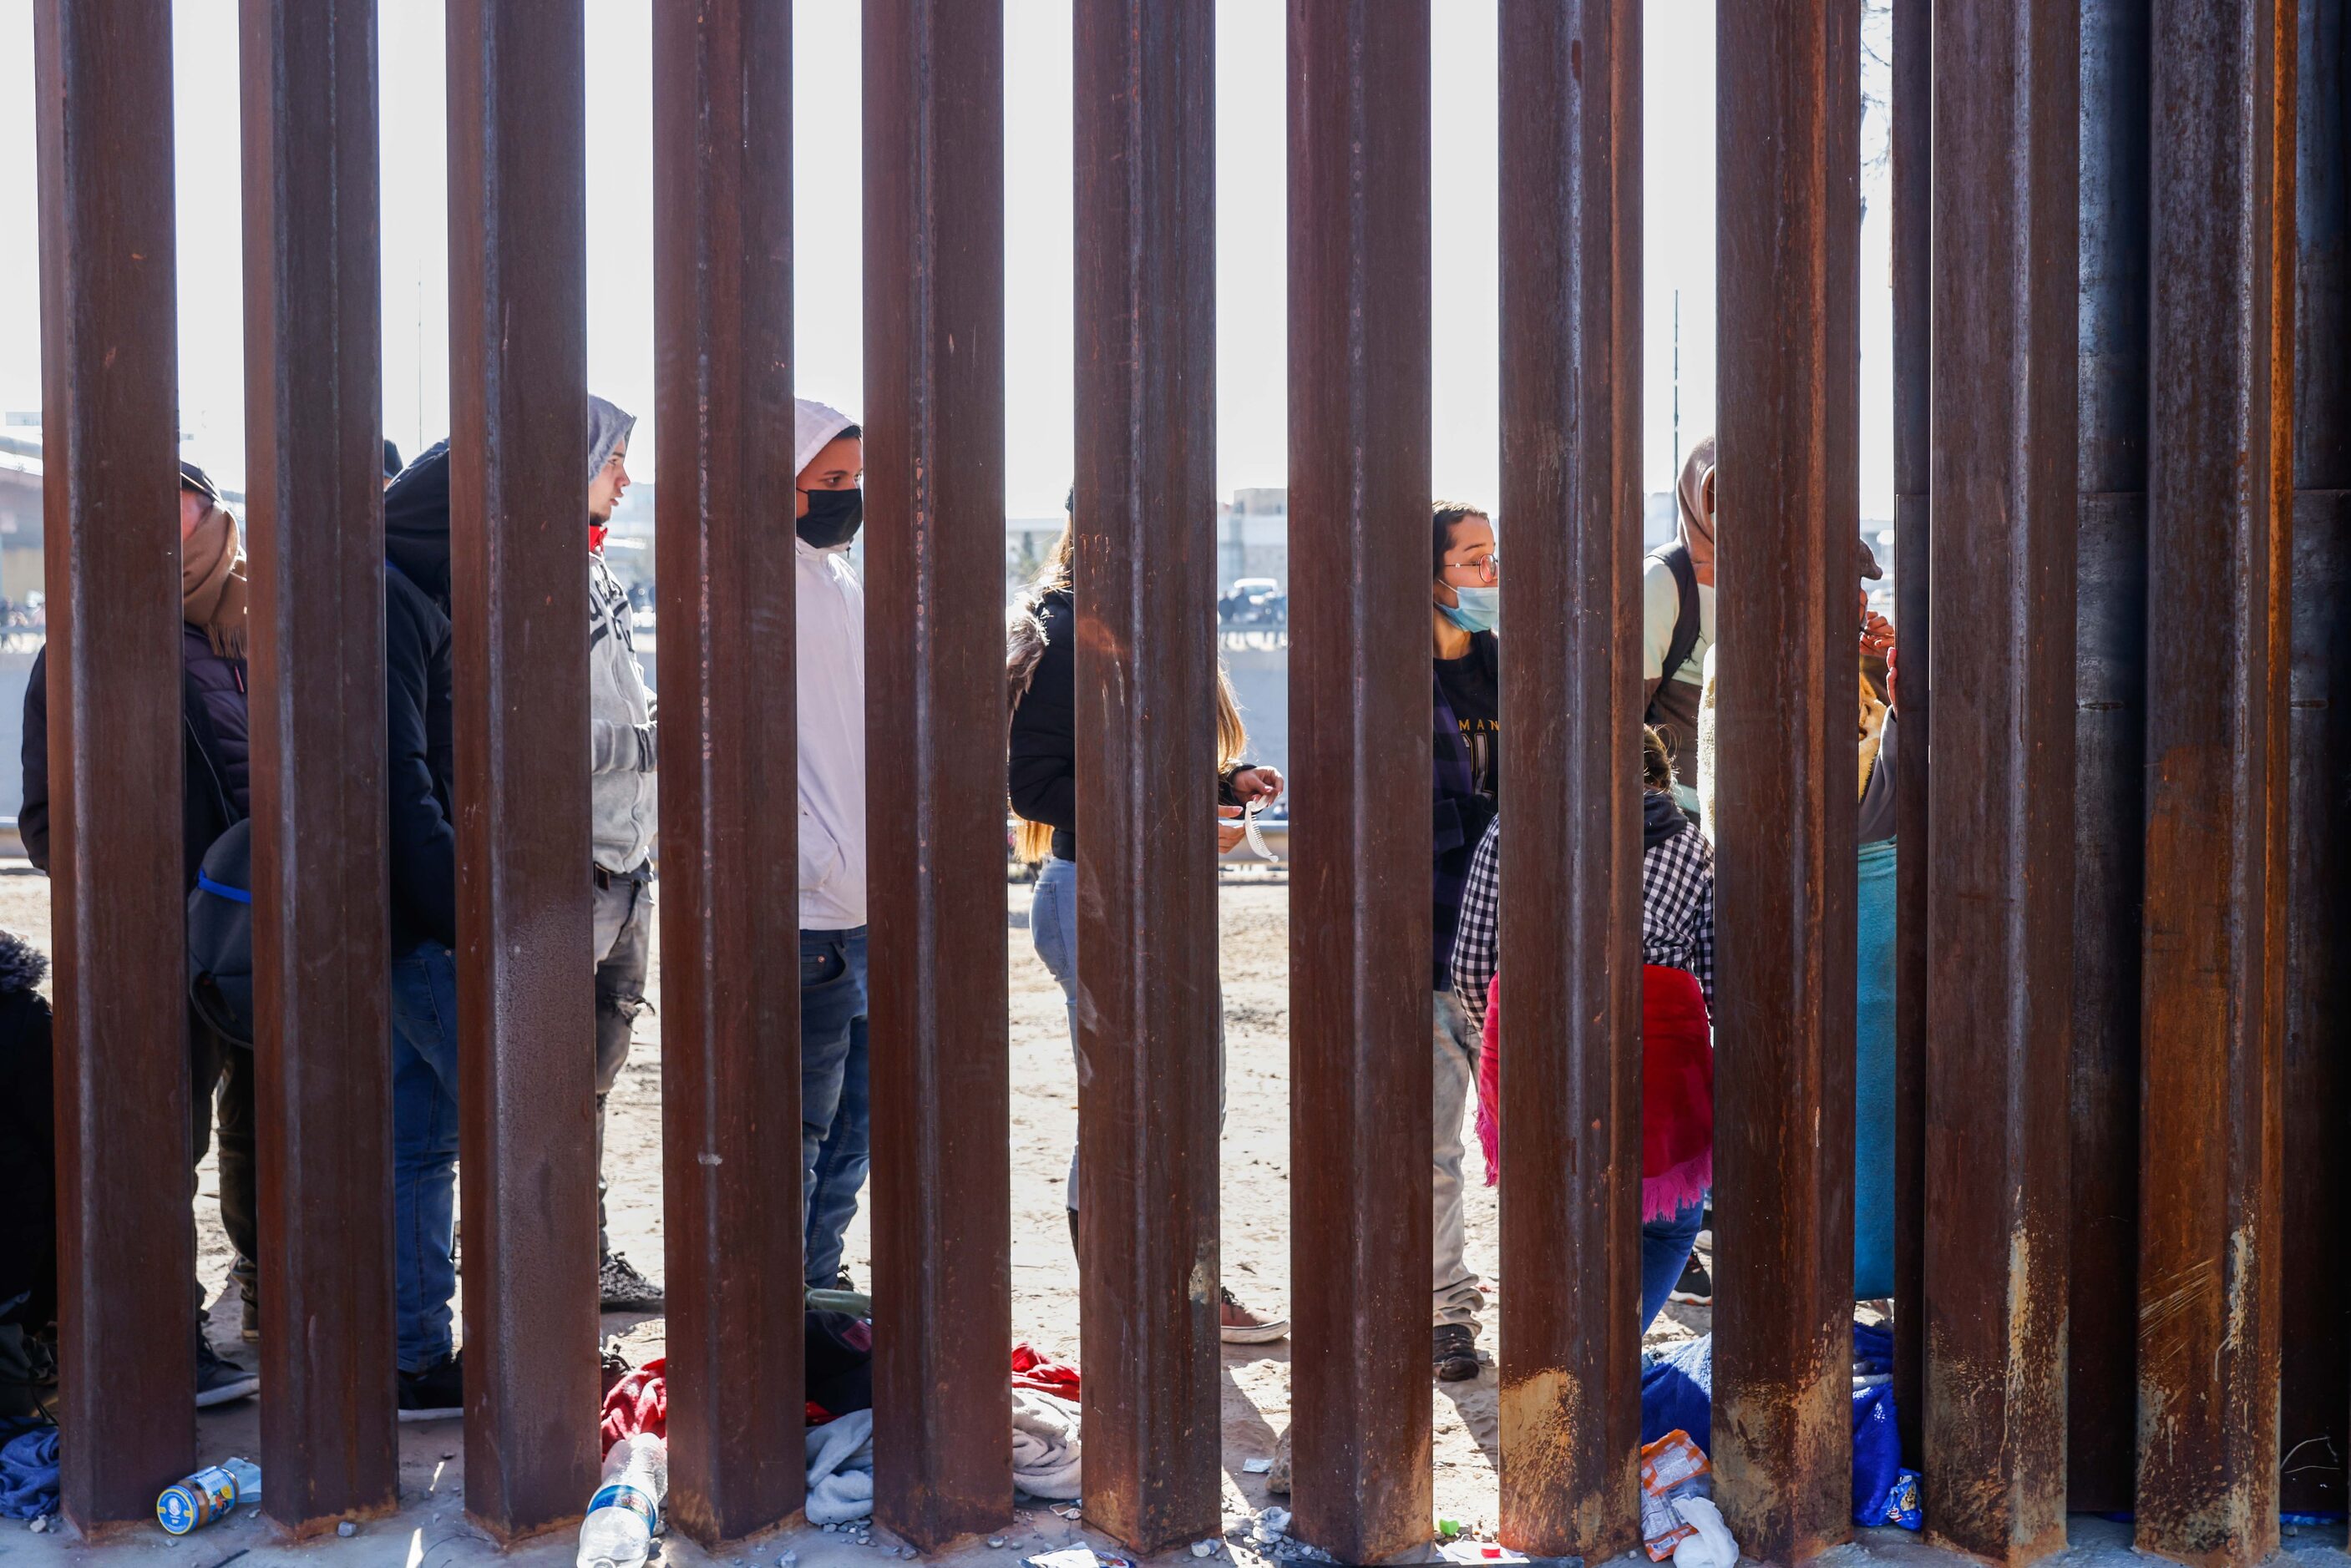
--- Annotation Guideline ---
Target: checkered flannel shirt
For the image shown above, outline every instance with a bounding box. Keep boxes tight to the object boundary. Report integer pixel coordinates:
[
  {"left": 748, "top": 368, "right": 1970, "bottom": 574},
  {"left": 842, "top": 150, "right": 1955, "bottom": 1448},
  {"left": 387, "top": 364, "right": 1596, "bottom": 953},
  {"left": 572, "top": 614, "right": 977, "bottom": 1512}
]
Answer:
[{"left": 1450, "top": 810, "right": 1717, "bottom": 1036}]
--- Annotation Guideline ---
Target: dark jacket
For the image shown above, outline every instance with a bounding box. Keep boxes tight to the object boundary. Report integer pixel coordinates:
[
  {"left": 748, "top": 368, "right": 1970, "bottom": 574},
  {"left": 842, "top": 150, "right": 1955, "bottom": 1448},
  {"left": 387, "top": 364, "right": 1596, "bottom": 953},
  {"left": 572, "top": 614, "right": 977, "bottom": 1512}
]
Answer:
[
  {"left": 21, "top": 631, "right": 248, "bottom": 893},
  {"left": 383, "top": 441, "right": 460, "bottom": 952},
  {"left": 1007, "top": 589, "right": 1080, "bottom": 862},
  {"left": 1431, "top": 630, "right": 1499, "bottom": 989},
  {"left": 1006, "top": 587, "right": 1248, "bottom": 864},
  {"left": 0, "top": 932, "right": 55, "bottom": 1328}
]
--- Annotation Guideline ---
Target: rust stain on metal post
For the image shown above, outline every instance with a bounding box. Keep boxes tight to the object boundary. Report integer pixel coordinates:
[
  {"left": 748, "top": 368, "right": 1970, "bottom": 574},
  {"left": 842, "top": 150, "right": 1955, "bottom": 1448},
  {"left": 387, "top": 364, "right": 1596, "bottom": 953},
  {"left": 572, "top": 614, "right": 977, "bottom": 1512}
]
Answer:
[
  {"left": 2070, "top": 0, "right": 2153, "bottom": 1515},
  {"left": 236, "top": 0, "right": 398, "bottom": 1533},
  {"left": 1286, "top": 2, "right": 1435, "bottom": 1561},
  {"left": 1921, "top": 0, "right": 2080, "bottom": 1560},
  {"left": 30, "top": 0, "right": 197, "bottom": 1531},
  {"left": 1494, "top": 1, "right": 1643, "bottom": 1558},
  {"left": 1887, "top": 0, "right": 1929, "bottom": 1475},
  {"left": 444, "top": 0, "right": 602, "bottom": 1539},
  {"left": 1071, "top": 0, "right": 1223, "bottom": 1553},
  {"left": 863, "top": 0, "right": 1014, "bottom": 1551},
  {"left": 1712, "top": 0, "right": 1859, "bottom": 1560},
  {"left": 652, "top": 0, "right": 806, "bottom": 1545},
  {"left": 2135, "top": 0, "right": 2294, "bottom": 1561},
  {"left": 2280, "top": 0, "right": 2349, "bottom": 1515}
]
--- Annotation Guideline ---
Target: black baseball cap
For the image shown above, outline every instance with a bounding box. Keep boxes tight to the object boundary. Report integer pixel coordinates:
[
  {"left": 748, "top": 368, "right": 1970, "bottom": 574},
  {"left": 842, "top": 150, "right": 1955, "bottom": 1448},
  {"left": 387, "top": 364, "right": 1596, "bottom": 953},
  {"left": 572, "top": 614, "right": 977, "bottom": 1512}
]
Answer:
[
  {"left": 179, "top": 460, "right": 220, "bottom": 503},
  {"left": 383, "top": 439, "right": 404, "bottom": 479}
]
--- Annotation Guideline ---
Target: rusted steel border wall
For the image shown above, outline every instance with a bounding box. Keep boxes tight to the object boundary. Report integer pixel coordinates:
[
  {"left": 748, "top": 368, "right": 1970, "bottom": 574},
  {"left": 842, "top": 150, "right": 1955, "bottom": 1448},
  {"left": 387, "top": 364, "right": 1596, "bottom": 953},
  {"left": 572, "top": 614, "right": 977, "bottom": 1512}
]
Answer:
[{"left": 26, "top": 3, "right": 2339, "bottom": 1557}]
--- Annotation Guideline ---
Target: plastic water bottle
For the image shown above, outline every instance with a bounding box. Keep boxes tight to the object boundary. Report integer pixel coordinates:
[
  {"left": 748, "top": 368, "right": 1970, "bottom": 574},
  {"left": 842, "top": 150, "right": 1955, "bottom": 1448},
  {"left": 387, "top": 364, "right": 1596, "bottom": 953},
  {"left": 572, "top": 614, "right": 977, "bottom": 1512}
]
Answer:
[
  {"left": 157, "top": 1457, "right": 261, "bottom": 1535},
  {"left": 577, "top": 1434, "right": 667, "bottom": 1568}
]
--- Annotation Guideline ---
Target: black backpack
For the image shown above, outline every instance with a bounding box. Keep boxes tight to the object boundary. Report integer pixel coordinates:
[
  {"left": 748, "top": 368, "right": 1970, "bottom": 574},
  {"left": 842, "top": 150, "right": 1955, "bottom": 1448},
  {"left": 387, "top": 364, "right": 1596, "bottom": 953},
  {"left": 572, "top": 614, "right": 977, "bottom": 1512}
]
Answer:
[
  {"left": 189, "top": 818, "right": 256, "bottom": 1048},
  {"left": 1644, "top": 539, "right": 1702, "bottom": 720}
]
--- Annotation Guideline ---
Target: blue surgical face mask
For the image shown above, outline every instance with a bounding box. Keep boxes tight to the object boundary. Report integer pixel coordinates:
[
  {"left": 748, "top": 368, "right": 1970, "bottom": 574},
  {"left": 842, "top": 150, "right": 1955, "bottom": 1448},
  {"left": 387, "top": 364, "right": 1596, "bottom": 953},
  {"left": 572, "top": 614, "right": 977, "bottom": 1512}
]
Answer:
[{"left": 1442, "top": 584, "right": 1500, "bottom": 635}]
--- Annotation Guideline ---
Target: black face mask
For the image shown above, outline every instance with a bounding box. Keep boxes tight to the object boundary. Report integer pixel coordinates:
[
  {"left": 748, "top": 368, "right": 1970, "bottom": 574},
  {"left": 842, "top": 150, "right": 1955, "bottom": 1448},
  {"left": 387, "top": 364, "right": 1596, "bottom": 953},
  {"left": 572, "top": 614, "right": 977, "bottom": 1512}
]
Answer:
[{"left": 798, "top": 486, "right": 864, "bottom": 549}]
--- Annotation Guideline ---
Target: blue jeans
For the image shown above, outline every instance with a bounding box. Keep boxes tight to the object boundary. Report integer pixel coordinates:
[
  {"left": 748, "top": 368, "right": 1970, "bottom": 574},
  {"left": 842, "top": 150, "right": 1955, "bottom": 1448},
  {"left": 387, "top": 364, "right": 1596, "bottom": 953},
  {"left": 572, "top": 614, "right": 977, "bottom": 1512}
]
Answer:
[
  {"left": 390, "top": 942, "right": 462, "bottom": 1373},
  {"left": 1029, "top": 855, "right": 1230, "bottom": 1214},
  {"left": 1027, "top": 857, "right": 1082, "bottom": 1207},
  {"left": 802, "top": 926, "right": 870, "bottom": 1290},
  {"left": 1640, "top": 1201, "right": 1707, "bottom": 1336}
]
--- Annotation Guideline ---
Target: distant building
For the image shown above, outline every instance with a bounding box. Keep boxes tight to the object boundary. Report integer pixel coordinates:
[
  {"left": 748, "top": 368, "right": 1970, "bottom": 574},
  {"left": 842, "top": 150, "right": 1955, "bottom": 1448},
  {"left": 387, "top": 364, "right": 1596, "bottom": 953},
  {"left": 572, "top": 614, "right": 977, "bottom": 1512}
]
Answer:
[
  {"left": 1219, "top": 487, "right": 1288, "bottom": 588},
  {"left": 0, "top": 430, "right": 44, "bottom": 604},
  {"left": 1644, "top": 490, "right": 1679, "bottom": 549}
]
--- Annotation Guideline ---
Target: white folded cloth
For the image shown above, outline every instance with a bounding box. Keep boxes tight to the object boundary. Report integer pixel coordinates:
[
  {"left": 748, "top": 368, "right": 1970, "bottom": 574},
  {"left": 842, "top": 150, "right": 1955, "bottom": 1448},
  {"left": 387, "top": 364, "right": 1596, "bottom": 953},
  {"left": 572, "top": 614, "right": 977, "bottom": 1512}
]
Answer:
[
  {"left": 1011, "top": 1388, "right": 1083, "bottom": 1500},
  {"left": 805, "top": 1409, "right": 875, "bottom": 1525}
]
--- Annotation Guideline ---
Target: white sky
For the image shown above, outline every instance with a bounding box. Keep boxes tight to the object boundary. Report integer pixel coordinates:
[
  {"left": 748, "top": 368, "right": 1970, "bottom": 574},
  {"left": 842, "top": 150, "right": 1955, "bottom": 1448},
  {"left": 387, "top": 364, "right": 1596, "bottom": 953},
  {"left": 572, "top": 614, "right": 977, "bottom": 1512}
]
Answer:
[{"left": 0, "top": 0, "right": 1894, "bottom": 520}]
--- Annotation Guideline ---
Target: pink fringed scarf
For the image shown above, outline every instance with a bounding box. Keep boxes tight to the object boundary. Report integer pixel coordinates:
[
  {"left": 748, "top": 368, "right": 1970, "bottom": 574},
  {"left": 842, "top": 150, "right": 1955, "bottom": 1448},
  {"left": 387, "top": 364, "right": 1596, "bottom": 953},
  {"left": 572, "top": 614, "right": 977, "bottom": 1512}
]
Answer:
[{"left": 1476, "top": 965, "right": 1714, "bottom": 1222}]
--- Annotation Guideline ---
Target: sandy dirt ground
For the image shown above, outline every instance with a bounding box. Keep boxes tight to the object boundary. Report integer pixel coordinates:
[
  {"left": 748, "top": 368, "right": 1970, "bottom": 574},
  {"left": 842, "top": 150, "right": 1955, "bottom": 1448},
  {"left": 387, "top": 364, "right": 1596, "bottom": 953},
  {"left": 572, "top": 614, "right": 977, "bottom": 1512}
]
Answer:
[{"left": 0, "top": 862, "right": 1723, "bottom": 1565}]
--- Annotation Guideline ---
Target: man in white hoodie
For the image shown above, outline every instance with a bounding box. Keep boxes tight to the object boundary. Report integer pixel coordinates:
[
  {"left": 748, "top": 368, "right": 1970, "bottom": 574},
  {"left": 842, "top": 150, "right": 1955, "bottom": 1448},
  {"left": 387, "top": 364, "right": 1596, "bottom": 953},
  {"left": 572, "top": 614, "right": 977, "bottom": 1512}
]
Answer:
[{"left": 793, "top": 398, "right": 870, "bottom": 1292}]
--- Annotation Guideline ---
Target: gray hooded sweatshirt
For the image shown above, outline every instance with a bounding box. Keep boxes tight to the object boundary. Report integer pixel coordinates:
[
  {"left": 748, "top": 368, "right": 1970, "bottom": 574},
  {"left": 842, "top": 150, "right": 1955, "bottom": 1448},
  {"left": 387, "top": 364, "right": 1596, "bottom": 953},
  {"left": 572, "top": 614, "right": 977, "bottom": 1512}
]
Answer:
[{"left": 587, "top": 396, "right": 657, "bottom": 873}]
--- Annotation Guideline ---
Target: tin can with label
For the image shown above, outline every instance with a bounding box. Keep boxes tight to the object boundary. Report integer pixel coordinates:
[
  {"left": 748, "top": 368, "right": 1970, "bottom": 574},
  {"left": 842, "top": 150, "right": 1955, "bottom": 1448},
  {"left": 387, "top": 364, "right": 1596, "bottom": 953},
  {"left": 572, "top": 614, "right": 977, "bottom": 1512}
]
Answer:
[{"left": 157, "top": 1458, "right": 260, "bottom": 1535}]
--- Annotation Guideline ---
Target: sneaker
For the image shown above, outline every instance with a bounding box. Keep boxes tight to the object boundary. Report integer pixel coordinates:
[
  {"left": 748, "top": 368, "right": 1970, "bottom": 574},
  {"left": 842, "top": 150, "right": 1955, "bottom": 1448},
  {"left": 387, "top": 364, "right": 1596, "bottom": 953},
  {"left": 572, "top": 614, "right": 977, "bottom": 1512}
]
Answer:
[
  {"left": 239, "top": 1290, "right": 259, "bottom": 1343},
  {"left": 1431, "top": 1323, "right": 1480, "bottom": 1383},
  {"left": 195, "top": 1341, "right": 259, "bottom": 1409},
  {"left": 1219, "top": 1287, "right": 1288, "bottom": 1345},
  {"left": 398, "top": 1353, "right": 464, "bottom": 1422},
  {"left": 1669, "top": 1251, "right": 1714, "bottom": 1307},
  {"left": 599, "top": 1252, "right": 666, "bottom": 1311}
]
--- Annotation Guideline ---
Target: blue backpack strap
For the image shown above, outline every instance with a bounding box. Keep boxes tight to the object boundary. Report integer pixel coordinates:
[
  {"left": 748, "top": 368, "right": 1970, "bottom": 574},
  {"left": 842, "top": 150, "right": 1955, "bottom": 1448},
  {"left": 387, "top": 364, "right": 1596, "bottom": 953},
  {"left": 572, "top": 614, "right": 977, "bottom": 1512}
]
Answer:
[{"left": 197, "top": 870, "right": 252, "bottom": 906}]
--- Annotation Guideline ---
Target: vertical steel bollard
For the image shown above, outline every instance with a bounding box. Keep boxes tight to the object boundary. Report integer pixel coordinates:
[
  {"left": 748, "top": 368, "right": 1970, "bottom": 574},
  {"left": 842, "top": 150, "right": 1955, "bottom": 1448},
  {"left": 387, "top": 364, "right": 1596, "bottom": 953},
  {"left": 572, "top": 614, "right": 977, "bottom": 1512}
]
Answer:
[
  {"left": 30, "top": 0, "right": 195, "bottom": 1530},
  {"left": 1922, "top": 1, "right": 2080, "bottom": 1560},
  {"left": 2136, "top": 0, "right": 2294, "bottom": 1560},
  {"left": 2280, "top": 0, "right": 2351, "bottom": 1515},
  {"left": 1887, "top": 0, "right": 1931, "bottom": 1474},
  {"left": 1071, "top": 0, "right": 1224, "bottom": 1554},
  {"left": 1712, "top": 0, "right": 1861, "bottom": 1559},
  {"left": 237, "top": 0, "right": 398, "bottom": 1533},
  {"left": 652, "top": 0, "right": 807, "bottom": 1545},
  {"left": 863, "top": 0, "right": 1015, "bottom": 1551},
  {"left": 1494, "top": 1, "right": 1644, "bottom": 1558},
  {"left": 444, "top": 0, "right": 602, "bottom": 1538},
  {"left": 1285, "top": 2, "right": 1436, "bottom": 1560},
  {"left": 2070, "top": 0, "right": 2155, "bottom": 1515}
]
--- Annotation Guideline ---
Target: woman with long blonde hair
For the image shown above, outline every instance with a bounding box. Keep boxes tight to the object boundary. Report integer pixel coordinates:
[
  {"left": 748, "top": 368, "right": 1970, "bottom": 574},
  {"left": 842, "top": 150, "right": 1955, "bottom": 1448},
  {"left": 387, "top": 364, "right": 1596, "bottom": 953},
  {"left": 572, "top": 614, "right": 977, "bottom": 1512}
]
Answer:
[{"left": 1006, "top": 516, "right": 1286, "bottom": 1341}]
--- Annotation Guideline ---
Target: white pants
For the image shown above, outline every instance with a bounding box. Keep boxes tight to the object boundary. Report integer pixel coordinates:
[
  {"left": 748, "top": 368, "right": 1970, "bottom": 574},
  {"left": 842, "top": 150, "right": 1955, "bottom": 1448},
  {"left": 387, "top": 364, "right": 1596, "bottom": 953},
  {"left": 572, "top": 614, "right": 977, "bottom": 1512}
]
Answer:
[{"left": 1432, "top": 991, "right": 1487, "bottom": 1330}]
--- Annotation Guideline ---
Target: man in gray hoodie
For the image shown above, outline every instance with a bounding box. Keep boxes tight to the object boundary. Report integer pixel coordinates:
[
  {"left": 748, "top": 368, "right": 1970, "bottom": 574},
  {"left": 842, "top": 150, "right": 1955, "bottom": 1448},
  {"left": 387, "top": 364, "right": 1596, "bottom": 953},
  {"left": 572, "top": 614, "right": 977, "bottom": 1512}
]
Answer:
[{"left": 583, "top": 396, "right": 664, "bottom": 1311}]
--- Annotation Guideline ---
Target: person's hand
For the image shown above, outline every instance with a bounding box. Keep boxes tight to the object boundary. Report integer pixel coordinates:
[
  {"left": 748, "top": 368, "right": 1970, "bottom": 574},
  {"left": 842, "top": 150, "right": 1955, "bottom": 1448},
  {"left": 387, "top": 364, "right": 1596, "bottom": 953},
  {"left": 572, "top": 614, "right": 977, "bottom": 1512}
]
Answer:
[
  {"left": 1859, "top": 603, "right": 1896, "bottom": 663},
  {"left": 1217, "top": 804, "right": 1246, "bottom": 855},
  {"left": 1229, "top": 765, "right": 1284, "bottom": 805}
]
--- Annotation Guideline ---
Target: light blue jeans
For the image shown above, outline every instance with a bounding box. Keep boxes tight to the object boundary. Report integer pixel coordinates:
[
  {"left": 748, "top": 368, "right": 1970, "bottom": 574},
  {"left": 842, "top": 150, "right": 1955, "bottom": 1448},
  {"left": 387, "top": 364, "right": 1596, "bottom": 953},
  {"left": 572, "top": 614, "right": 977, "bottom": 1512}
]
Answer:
[{"left": 1030, "top": 854, "right": 1226, "bottom": 1212}]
